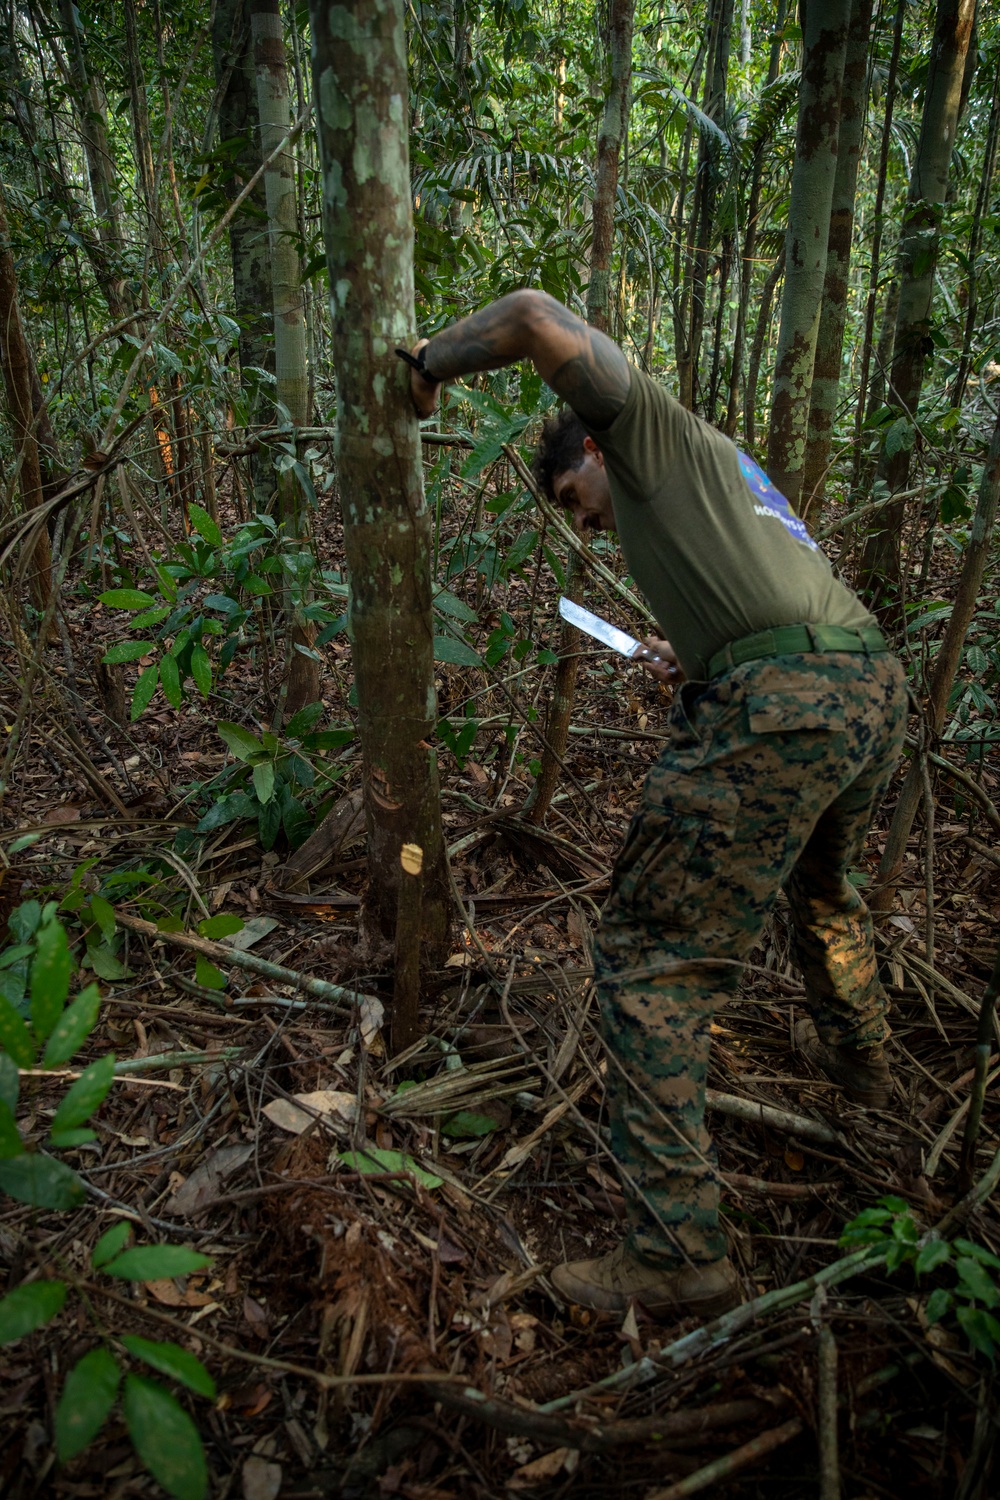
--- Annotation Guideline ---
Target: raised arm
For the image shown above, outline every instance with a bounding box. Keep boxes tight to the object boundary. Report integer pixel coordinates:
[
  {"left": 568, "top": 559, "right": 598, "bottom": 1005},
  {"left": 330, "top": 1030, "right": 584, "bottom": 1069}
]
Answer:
[{"left": 410, "top": 289, "right": 631, "bottom": 430}]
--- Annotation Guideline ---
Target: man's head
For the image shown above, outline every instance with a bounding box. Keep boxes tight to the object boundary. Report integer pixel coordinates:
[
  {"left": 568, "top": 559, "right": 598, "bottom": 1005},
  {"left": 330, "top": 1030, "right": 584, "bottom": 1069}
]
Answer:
[{"left": 532, "top": 408, "right": 616, "bottom": 533}]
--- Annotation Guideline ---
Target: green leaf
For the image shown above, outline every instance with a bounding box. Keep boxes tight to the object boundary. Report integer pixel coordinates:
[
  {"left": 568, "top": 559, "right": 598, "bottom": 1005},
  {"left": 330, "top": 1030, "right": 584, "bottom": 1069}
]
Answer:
[
  {"left": 956, "top": 1304, "right": 1000, "bottom": 1360},
  {"left": 252, "top": 761, "right": 275, "bottom": 804},
  {"left": 190, "top": 645, "right": 212, "bottom": 697},
  {"left": 954, "top": 1239, "right": 1000, "bottom": 1272},
  {"left": 433, "top": 634, "right": 482, "bottom": 667},
  {"left": 131, "top": 662, "right": 160, "bottom": 720},
  {"left": 433, "top": 587, "right": 479, "bottom": 624},
  {"left": 92, "top": 1222, "right": 132, "bottom": 1268},
  {"left": 242, "top": 574, "right": 272, "bottom": 596},
  {"left": 8, "top": 833, "right": 43, "bottom": 853},
  {"left": 217, "top": 721, "right": 263, "bottom": 761},
  {"left": 103, "top": 1245, "right": 212, "bottom": 1281},
  {"left": 915, "top": 1239, "right": 952, "bottom": 1277},
  {"left": 0, "top": 1099, "right": 22, "bottom": 1158},
  {"left": 130, "top": 606, "right": 171, "bottom": 629},
  {"left": 159, "top": 654, "right": 183, "bottom": 709},
  {"left": 339, "top": 1147, "right": 443, "bottom": 1190},
  {"left": 197, "top": 914, "right": 244, "bottom": 941},
  {"left": 0, "top": 1052, "right": 18, "bottom": 1111},
  {"left": 56, "top": 1346, "right": 121, "bottom": 1461},
  {"left": 284, "top": 701, "right": 325, "bottom": 737},
  {"left": 0, "top": 1154, "right": 84, "bottom": 1208},
  {"left": 102, "top": 640, "right": 154, "bottom": 664},
  {"left": 31, "top": 917, "right": 72, "bottom": 1040},
  {"left": 0, "top": 1279, "right": 66, "bottom": 1344},
  {"left": 440, "top": 1110, "right": 497, "bottom": 1139},
  {"left": 50, "top": 1127, "right": 96, "bottom": 1147},
  {"left": 89, "top": 895, "right": 116, "bottom": 942},
  {"left": 121, "top": 1335, "right": 216, "bottom": 1398},
  {"left": 42, "top": 984, "right": 101, "bottom": 1067},
  {"left": 195, "top": 793, "right": 256, "bottom": 833},
  {"left": 99, "top": 589, "right": 157, "bottom": 609},
  {"left": 87, "top": 943, "right": 128, "bottom": 981},
  {"left": 187, "top": 503, "right": 222, "bottom": 548},
  {"left": 50, "top": 1053, "right": 116, "bottom": 1135},
  {"left": 194, "top": 955, "right": 226, "bottom": 990},
  {"left": 925, "top": 1287, "right": 954, "bottom": 1323},
  {"left": 956, "top": 1256, "right": 1000, "bottom": 1307},
  {"left": 124, "top": 1373, "right": 207, "bottom": 1500},
  {"left": 0, "top": 993, "right": 36, "bottom": 1066},
  {"left": 258, "top": 796, "right": 281, "bottom": 851}
]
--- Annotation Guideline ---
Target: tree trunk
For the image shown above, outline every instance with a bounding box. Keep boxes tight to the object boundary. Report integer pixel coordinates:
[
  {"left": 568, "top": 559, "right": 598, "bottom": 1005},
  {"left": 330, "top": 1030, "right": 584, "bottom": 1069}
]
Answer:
[
  {"left": 586, "top": 0, "right": 635, "bottom": 333},
  {"left": 857, "top": 0, "right": 977, "bottom": 617},
  {"left": 685, "top": 0, "right": 733, "bottom": 416},
  {"left": 950, "top": 54, "right": 1000, "bottom": 409},
  {"left": 0, "top": 181, "right": 52, "bottom": 612},
  {"left": 744, "top": 243, "right": 784, "bottom": 452},
  {"left": 250, "top": 0, "right": 319, "bottom": 715},
  {"left": 800, "top": 0, "right": 874, "bottom": 519},
  {"left": 765, "top": 0, "right": 852, "bottom": 511},
  {"left": 873, "top": 401, "right": 1000, "bottom": 911},
  {"left": 309, "top": 0, "right": 450, "bottom": 968}
]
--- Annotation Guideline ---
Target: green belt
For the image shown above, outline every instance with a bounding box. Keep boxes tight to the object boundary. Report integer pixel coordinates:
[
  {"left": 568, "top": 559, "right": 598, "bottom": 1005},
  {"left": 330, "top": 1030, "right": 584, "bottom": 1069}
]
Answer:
[{"left": 707, "top": 623, "right": 889, "bottom": 681}]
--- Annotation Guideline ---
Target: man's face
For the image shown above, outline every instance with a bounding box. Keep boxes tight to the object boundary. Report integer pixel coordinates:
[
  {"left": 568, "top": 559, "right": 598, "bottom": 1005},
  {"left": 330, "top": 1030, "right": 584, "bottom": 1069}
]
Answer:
[{"left": 552, "top": 437, "right": 616, "bottom": 534}]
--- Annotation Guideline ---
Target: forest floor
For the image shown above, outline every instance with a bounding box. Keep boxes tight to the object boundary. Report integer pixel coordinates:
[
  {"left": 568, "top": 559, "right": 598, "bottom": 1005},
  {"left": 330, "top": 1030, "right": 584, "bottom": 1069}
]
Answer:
[{"left": 1, "top": 456, "right": 999, "bottom": 1499}]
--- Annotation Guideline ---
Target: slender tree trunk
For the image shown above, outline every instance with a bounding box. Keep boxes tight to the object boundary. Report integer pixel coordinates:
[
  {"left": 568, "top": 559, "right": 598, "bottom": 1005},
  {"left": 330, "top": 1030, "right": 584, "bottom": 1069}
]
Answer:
[
  {"left": 765, "top": 0, "right": 852, "bottom": 511},
  {"left": 309, "top": 0, "right": 450, "bottom": 973},
  {"left": 0, "top": 181, "right": 52, "bottom": 612},
  {"left": 800, "top": 0, "right": 874, "bottom": 519},
  {"left": 725, "top": 0, "right": 786, "bottom": 437},
  {"left": 873, "top": 402, "right": 1000, "bottom": 911},
  {"left": 851, "top": 0, "right": 906, "bottom": 482},
  {"left": 950, "top": 54, "right": 1000, "bottom": 409},
  {"left": 857, "top": 0, "right": 977, "bottom": 617},
  {"left": 744, "top": 242, "right": 785, "bottom": 452},
  {"left": 586, "top": 0, "right": 634, "bottom": 332},
  {"left": 686, "top": 0, "right": 733, "bottom": 416},
  {"left": 250, "top": 0, "right": 319, "bottom": 714}
]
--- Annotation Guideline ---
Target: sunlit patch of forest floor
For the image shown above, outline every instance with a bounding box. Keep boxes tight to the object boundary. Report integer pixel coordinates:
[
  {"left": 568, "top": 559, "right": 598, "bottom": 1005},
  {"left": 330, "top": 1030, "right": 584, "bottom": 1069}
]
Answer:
[{"left": 2, "top": 474, "right": 999, "bottom": 1499}]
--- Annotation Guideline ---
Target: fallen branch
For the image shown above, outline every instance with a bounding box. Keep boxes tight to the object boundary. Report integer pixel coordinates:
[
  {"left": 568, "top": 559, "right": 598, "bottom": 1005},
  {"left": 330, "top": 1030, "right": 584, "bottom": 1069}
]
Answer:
[
  {"left": 114, "top": 911, "right": 376, "bottom": 1016},
  {"left": 705, "top": 1088, "right": 841, "bottom": 1146},
  {"left": 645, "top": 1417, "right": 804, "bottom": 1500}
]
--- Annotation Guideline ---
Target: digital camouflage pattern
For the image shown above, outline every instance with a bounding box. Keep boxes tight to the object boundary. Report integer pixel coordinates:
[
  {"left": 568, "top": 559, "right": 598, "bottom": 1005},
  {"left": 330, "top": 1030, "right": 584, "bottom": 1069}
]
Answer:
[{"left": 595, "top": 649, "right": 907, "bottom": 1269}]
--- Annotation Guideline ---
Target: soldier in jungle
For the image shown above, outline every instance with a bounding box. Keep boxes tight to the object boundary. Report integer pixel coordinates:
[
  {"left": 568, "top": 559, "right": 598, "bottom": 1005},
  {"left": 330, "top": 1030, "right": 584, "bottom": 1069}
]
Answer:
[{"left": 402, "top": 289, "right": 906, "bottom": 1322}]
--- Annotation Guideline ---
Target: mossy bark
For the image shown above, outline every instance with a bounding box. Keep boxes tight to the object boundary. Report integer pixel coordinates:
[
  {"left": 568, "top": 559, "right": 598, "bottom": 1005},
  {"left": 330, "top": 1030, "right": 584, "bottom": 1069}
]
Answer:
[{"left": 308, "top": 0, "right": 449, "bottom": 961}]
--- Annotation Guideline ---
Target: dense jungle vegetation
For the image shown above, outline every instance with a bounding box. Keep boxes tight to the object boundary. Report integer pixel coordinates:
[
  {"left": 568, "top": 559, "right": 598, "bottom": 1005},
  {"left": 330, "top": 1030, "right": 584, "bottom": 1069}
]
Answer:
[{"left": 1, "top": 0, "right": 999, "bottom": 1495}]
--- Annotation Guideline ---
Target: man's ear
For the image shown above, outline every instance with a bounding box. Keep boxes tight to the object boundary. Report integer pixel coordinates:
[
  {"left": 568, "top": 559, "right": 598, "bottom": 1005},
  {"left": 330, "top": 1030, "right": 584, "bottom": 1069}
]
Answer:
[{"left": 582, "top": 435, "right": 605, "bottom": 465}]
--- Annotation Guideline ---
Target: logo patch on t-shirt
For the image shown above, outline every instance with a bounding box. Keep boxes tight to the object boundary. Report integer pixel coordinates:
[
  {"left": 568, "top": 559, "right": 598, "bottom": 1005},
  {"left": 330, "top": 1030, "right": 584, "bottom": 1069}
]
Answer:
[{"left": 737, "top": 452, "right": 819, "bottom": 551}]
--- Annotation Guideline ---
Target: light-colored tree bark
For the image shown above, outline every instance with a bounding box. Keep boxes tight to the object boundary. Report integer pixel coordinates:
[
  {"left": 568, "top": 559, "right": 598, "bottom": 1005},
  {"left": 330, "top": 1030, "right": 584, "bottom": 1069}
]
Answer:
[
  {"left": 765, "top": 0, "right": 852, "bottom": 511},
  {"left": 857, "top": 0, "right": 977, "bottom": 613},
  {"left": 308, "top": 0, "right": 451, "bottom": 1026},
  {"left": 800, "top": 0, "right": 874, "bottom": 519},
  {"left": 586, "top": 0, "right": 635, "bottom": 333}
]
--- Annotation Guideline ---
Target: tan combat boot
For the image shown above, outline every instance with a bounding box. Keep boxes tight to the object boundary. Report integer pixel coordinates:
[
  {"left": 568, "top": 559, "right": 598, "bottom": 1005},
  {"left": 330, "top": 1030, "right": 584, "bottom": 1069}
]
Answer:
[
  {"left": 797, "top": 1019, "right": 893, "bottom": 1108},
  {"left": 550, "top": 1242, "right": 740, "bottom": 1320}
]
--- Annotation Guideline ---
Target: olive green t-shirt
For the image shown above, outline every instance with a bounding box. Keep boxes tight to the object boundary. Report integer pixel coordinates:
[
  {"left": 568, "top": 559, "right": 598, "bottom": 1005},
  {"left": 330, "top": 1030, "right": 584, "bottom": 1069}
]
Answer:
[{"left": 585, "top": 369, "right": 876, "bottom": 680}]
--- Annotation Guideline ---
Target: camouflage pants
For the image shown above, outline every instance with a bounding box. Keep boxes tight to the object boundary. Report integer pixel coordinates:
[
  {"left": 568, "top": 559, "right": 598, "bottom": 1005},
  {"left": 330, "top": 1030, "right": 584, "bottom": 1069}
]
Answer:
[{"left": 595, "top": 650, "right": 907, "bottom": 1269}]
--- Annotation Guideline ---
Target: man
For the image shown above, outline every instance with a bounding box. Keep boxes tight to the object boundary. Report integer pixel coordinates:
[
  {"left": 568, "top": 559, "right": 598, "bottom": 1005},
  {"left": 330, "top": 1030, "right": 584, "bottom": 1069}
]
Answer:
[{"left": 403, "top": 289, "right": 906, "bottom": 1321}]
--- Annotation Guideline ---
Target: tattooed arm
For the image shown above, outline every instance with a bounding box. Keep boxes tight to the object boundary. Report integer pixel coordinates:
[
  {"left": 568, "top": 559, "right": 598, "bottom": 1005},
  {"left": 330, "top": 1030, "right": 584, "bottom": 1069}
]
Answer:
[{"left": 410, "top": 290, "right": 631, "bottom": 429}]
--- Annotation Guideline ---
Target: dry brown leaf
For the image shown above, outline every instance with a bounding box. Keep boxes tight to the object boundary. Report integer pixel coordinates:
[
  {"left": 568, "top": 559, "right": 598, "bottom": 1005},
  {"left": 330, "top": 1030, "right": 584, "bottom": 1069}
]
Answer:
[
  {"left": 509, "top": 1447, "right": 573, "bottom": 1486},
  {"left": 241, "top": 1457, "right": 282, "bottom": 1500},
  {"left": 145, "top": 1278, "right": 215, "bottom": 1308},
  {"left": 243, "top": 1294, "right": 270, "bottom": 1338},
  {"left": 166, "top": 1143, "right": 254, "bottom": 1216},
  {"left": 262, "top": 1091, "right": 358, "bottom": 1135}
]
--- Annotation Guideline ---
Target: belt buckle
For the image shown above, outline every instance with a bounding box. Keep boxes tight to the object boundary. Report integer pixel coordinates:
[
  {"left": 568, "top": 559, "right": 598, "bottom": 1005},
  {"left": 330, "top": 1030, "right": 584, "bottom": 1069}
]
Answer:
[{"left": 805, "top": 623, "right": 821, "bottom": 653}]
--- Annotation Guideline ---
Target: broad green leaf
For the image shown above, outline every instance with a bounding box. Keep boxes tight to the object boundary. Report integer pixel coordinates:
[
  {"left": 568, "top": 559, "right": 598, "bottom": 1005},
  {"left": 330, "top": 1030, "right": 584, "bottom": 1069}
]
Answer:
[
  {"left": 31, "top": 918, "right": 72, "bottom": 1040},
  {"left": 954, "top": 1239, "right": 1000, "bottom": 1272},
  {"left": 159, "top": 654, "right": 183, "bottom": 709},
  {"left": 87, "top": 943, "right": 127, "bottom": 981},
  {"left": 242, "top": 573, "right": 272, "bottom": 596},
  {"left": 89, "top": 896, "right": 116, "bottom": 942},
  {"left": 195, "top": 793, "right": 256, "bottom": 833},
  {"left": 252, "top": 761, "right": 275, "bottom": 804},
  {"left": 50, "top": 1053, "right": 116, "bottom": 1135},
  {"left": 956, "top": 1256, "right": 1000, "bottom": 1307},
  {"left": 56, "top": 1346, "right": 121, "bottom": 1461},
  {"left": 194, "top": 956, "right": 226, "bottom": 990},
  {"left": 258, "top": 796, "right": 281, "bottom": 851},
  {"left": 0, "top": 1279, "right": 66, "bottom": 1344},
  {"left": 189, "top": 645, "right": 212, "bottom": 697},
  {"left": 301, "top": 728, "right": 354, "bottom": 750},
  {"left": 131, "top": 662, "right": 160, "bottom": 721},
  {"left": 441, "top": 1110, "right": 497, "bottom": 1139},
  {"left": 50, "top": 1127, "right": 97, "bottom": 1148},
  {"left": 0, "top": 993, "right": 36, "bottom": 1066},
  {"left": 0, "top": 1051, "right": 20, "bottom": 1110},
  {"left": 197, "top": 914, "right": 244, "bottom": 941},
  {"left": 92, "top": 1221, "right": 132, "bottom": 1269},
  {"left": 131, "top": 606, "right": 171, "bottom": 629},
  {"left": 284, "top": 701, "right": 325, "bottom": 737},
  {"left": 123, "top": 1373, "right": 207, "bottom": 1500},
  {"left": 42, "top": 984, "right": 101, "bottom": 1067},
  {"left": 8, "top": 833, "right": 44, "bottom": 853},
  {"left": 187, "top": 503, "right": 222, "bottom": 547},
  {"left": 433, "top": 634, "right": 482, "bottom": 667},
  {"left": 103, "top": 1245, "right": 212, "bottom": 1281},
  {"left": 0, "top": 1154, "right": 84, "bottom": 1208},
  {"left": 0, "top": 1098, "right": 22, "bottom": 1158},
  {"left": 433, "top": 587, "right": 479, "bottom": 624},
  {"left": 102, "top": 641, "right": 154, "bottom": 665},
  {"left": 216, "top": 721, "right": 263, "bottom": 761},
  {"left": 99, "top": 589, "right": 157, "bottom": 609},
  {"left": 121, "top": 1336, "right": 216, "bottom": 1398},
  {"left": 339, "top": 1147, "right": 443, "bottom": 1190},
  {"left": 925, "top": 1286, "right": 953, "bottom": 1323},
  {"left": 956, "top": 1304, "right": 1000, "bottom": 1360},
  {"left": 915, "top": 1239, "right": 952, "bottom": 1277}
]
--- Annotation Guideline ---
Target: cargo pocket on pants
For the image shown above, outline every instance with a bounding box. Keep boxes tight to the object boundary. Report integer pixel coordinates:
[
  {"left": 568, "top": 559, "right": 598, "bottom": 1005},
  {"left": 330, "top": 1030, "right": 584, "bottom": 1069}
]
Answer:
[{"left": 613, "top": 772, "right": 741, "bottom": 929}]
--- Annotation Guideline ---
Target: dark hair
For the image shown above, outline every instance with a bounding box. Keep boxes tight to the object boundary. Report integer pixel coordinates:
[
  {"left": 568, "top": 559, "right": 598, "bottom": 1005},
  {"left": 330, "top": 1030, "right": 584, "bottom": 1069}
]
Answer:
[{"left": 531, "top": 407, "right": 587, "bottom": 502}]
